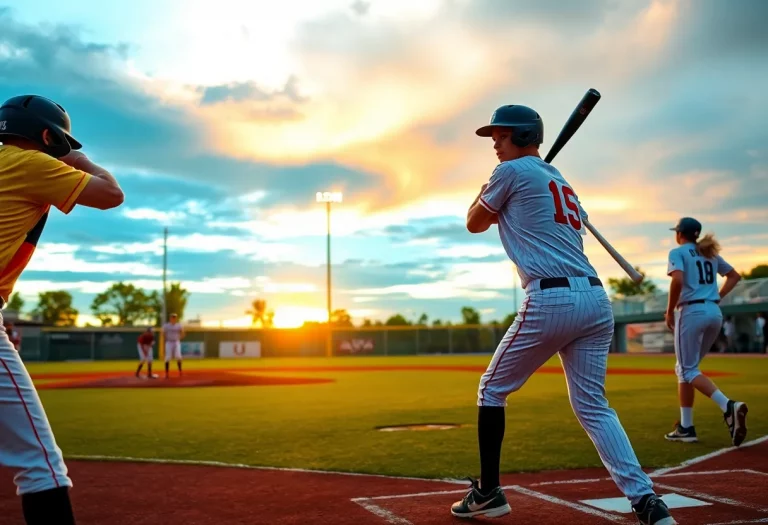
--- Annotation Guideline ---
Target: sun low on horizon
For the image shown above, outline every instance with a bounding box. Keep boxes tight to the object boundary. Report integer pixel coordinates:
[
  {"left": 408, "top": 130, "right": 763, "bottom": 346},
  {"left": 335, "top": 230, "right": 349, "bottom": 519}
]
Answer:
[{"left": 199, "top": 306, "right": 329, "bottom": 329}]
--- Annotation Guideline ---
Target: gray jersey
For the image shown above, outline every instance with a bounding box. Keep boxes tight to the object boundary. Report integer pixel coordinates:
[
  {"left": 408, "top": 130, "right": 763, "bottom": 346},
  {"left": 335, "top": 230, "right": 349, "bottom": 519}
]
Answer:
[
  {"left": 479, "top": 156, "right": 597, "bottom": 288},
  {"left": 667, "top": 243, "right": 733, "bottom": 304}
]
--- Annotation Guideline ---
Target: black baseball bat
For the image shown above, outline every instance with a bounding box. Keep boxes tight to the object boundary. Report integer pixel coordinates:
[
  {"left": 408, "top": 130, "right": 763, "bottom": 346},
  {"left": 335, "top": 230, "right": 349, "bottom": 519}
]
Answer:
[
  {"left": 543, "top": 88, "right": 643, "bottom": 283},
  {"left": 544, "top": 88, "right": 601, "bottom": 164}
]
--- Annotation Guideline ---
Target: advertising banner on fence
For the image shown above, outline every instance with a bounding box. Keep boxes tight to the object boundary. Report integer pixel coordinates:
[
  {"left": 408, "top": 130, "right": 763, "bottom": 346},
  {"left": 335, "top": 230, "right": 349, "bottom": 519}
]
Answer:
[
  {"left": 219, "top": 341, "right": 261, "bottom": 358},
  {"left": 181, "top": 341, "right": 205, "bottom": 359},
  {"left": 337, "top": 338, "right": 375, "bottom": 355}
]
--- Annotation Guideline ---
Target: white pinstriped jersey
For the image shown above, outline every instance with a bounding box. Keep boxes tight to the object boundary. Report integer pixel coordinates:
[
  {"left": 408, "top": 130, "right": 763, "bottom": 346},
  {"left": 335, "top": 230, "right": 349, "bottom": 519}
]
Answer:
[
  {"left": 478, "top": 156, "right": 597, "bottom": 288},
  {"left": 667, "top": 243, "right": 733, "bottom": 304}
]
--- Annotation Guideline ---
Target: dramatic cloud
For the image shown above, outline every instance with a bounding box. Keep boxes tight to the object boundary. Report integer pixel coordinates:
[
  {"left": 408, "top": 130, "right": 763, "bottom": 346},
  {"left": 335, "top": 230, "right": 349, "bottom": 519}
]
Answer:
[{"left": 5, "top": 0, "right": 768, "bottom": 326}]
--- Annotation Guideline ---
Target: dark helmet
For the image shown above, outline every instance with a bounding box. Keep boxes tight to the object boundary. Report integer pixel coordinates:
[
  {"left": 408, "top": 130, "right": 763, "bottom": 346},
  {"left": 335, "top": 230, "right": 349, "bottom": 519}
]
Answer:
[
  {"left": 670, "top": 217, "right": 702, "bottom": 238},
  {"left": 0, "top": 95, "right": 82, "bottom": 158},
  {"left": 475, "top": 104, "right": 543, "bottom": 147}
]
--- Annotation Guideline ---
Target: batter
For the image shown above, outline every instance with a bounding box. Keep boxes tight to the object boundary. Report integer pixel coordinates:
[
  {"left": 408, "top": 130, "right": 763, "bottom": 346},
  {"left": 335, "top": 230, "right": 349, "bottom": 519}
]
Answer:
[
  {"left": 664, "top": 217, "right": 747, "bottom": 445},
  {"left": 0, "top": 94, "right": 124, "bottom": 524},
  {"left": 450, "top": 104, "right": 675, "bottom": 525}
]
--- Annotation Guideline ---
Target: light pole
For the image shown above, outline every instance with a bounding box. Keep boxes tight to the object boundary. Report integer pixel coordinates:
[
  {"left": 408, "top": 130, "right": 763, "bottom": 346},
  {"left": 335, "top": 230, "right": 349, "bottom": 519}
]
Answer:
[
  {"left": 160, "top": 227, "right": 168, "bottom": 361},
  {"left": 162, "top": 227, "right": 168, "bottom": 324},
  {"left": 316, "top": 191, "right": 343, "bottom": 357}
]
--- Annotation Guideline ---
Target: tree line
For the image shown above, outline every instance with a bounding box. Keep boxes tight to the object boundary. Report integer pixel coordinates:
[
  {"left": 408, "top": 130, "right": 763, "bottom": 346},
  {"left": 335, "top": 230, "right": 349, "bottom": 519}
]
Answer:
[
  {"left": 7, "top": 282, "right": 191, "bottom": 327},
  {"left": 8, "top": 264, "right": 767, "bottom": 328}
]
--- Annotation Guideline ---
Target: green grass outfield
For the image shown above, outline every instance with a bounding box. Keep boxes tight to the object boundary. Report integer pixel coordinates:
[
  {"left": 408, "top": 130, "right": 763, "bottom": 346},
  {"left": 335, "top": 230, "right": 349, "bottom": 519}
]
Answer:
[{"left": 27, "top": 354, "right": 768, "bottom": 480}]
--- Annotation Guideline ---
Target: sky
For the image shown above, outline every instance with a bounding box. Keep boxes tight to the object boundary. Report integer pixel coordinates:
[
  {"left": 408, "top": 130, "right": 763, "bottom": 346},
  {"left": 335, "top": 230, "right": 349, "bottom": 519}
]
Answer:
[{"left": 1, "top": 0, "right": 767, "bottom": 328}]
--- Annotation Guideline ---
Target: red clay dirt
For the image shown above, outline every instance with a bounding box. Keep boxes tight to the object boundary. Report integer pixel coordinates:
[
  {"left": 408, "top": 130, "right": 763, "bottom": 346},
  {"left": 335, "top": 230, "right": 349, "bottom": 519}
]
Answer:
[
  {"left": 35, "top": 370, "right": 335, "bottom": 390},
  {"left": 0, "top": 440, "right": 765, "bottom": 524},
  {"left": 30, "top": 364, "right": 734, "bottom": 390}
]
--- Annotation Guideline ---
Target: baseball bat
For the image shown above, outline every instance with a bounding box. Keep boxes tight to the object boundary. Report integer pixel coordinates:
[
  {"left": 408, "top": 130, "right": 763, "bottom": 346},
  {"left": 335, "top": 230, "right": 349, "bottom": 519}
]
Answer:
[{"left": 544, "top": 88, "right": 644, "bottom": 284}]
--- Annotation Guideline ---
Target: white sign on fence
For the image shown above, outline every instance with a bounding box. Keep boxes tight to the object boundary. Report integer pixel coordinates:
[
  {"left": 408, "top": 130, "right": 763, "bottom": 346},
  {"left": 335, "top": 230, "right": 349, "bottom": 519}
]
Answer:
[{"left": 219, "top": 341, "right": 261, "bottom": 358}]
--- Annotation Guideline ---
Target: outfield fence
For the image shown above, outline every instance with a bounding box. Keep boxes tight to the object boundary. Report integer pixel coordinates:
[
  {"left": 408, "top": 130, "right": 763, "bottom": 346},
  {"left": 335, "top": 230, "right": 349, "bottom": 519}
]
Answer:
[{"left": 17, "top": 324, "right": 517, "bottom": 362}]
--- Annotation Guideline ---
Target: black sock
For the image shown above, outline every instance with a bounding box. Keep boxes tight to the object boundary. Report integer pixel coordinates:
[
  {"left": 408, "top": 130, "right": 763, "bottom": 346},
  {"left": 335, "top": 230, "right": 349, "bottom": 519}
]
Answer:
[
  {"left": 147, "top": 363, "right": 152, "bottom": 376},
  {"left": 478, "top": 406, "right": 505, "bottom": 493},
  {"left": 177, "top": 360, "right": 182, "bottom": 372},
  {"left": 165, "top": 362, "right": 169, "bottom": 376},
  {"left": 21, "top": 487, "right": 76, "bottom": 525},
  {"left": 136, "top": 363, "right": 143, "bottom": 375}
]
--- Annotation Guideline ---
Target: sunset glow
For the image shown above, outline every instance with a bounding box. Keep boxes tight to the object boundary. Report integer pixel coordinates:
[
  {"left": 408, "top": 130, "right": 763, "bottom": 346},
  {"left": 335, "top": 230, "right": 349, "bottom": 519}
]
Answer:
[{"left": 4, "top": 1, "right": 766, "bottom": 327}]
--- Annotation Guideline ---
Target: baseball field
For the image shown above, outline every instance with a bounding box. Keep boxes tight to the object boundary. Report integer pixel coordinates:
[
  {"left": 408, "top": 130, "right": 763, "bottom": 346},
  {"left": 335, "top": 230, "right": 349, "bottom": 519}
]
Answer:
[{"left": 1, "top": 353, "right": 767, "bottom": 524}]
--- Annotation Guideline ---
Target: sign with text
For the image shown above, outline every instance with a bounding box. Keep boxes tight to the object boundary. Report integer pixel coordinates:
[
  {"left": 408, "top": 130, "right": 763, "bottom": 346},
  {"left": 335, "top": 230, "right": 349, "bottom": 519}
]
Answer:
[
  {"left": 219, "top": 341, "right": 261, "bottom": 359},
  {"left": 337, "top": 338, "right": 374, "bottom": 355}
]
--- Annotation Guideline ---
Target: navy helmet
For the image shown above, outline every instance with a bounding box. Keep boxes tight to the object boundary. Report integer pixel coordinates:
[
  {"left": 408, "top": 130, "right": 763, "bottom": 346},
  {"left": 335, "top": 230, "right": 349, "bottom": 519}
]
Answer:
[
  {"left": 670, "top": 217, "right": 702, "bottom": 238},
  {"left": 476, "top": 104, "right": 543, "bottom": 147},
  {"left": 0, "top": 95, "right": 81, "bottom": 158}
]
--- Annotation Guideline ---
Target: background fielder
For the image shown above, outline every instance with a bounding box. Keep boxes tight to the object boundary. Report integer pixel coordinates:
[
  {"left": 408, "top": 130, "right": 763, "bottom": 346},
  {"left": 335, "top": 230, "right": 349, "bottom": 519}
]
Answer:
[
  {"left": 163, "top": 313, "right": 185, "bottom": 378},
  {"left": 449, "top": 104, "right": 676, "bottom": 525},
  {"left": 664, "top": 217, "right": 747, "bottom": 445},
  {"left": 136, "top": 327, "right": 155, "bottom": 379}
]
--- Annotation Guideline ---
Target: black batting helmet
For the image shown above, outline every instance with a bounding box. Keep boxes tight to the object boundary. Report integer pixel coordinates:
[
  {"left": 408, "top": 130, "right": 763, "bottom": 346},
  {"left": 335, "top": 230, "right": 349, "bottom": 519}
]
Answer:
[
  {"left": 0, "top": 95, "right": 82, "bottom": 158},
  {"left": 476, "top": 104, "right": 543, "bottom": 147}
]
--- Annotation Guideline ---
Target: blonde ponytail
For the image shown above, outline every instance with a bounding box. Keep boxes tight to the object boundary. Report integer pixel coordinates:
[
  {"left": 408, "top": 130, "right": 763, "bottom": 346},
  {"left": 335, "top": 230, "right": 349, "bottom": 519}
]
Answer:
[{"left": 696, "top": 233, "right": 720, "bottom": 259}]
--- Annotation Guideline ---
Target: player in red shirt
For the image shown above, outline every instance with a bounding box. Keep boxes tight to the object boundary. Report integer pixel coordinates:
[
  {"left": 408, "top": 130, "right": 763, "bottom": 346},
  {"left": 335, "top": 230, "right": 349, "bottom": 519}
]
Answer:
[{"left": 136, "top": 327, "right": 155, "bottom": 379}]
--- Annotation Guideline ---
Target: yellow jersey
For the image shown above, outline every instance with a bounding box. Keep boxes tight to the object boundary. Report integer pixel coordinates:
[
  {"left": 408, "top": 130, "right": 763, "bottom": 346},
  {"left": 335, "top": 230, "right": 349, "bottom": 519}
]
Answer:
[{"left": 0, "top": 145, "right": 91, "bottom": 302}]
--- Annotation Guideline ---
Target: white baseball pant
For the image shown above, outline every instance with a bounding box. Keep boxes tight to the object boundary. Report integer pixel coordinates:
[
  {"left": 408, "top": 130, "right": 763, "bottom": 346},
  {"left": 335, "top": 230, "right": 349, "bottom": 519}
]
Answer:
[
  {"left": 0, "top": 312, "right": 72, "bottom": 495},
  {"left": 165, "top": 341, "right": 181, "bottom": 361},
  {"left": 137, "top": 344, "right": 153, "bottom": 363},
  {"left": 674, "top": 301, "right": 722, "bottom": 383},
  {"left": 477, "top": 276, "right": 654, "bottom": 502}
]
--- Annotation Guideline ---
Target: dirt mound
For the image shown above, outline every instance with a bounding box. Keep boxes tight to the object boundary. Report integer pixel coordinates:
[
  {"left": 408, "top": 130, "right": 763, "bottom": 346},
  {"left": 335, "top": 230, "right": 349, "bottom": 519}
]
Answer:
[{"left": 37, "top": 371, "right": 334, "bottom": 389}]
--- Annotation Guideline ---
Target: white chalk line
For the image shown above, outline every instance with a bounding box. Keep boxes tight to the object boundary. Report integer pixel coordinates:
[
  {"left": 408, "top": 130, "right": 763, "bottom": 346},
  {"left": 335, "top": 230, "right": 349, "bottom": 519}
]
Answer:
[
  {"left": 351, "top": 484, "right": 631, "bottom": 524},
  {"left": 70, "top": 434, "right": 768, "bottom": 524},
  {"left": 365, "top": 469, "right": 765, "bottom": 505},
  {"left": 653, "top": 483, "right": 768, "bottom": 514},
  {"left": 351, "top": 434, "right": 768, "bottom": 523},
  {"left": 509, "top": 485, "right": 632, "bottom": 523},
  {"left": 649, "top": 434, "right": 768, "bottom": 476},
  {"left": 707, "top": 518, "right": 768, "bottom": 525},
  {"left": 352, "top": 500, "right": 413, "bottom": 525},
  {"left": 351, "top": 488, "right": 470, "bottom": 502},
  {"left": 67, "top": 454, "right": 466, "bottom": 485},
  {"left": 529, "top": 468, "right": 766, "bottom": 487}
]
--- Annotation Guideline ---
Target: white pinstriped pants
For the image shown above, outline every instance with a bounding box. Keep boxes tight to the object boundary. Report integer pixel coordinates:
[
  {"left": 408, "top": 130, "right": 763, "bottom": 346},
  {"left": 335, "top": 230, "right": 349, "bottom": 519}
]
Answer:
[
  {"left": 674, "top": 301, "right": 722, "bottom": 383},
  {"left": 0, "top": 312, "right": 72, "bottom": 495},
  {"left": 477, "top": 277, "right": 654, "bottom": 501}
]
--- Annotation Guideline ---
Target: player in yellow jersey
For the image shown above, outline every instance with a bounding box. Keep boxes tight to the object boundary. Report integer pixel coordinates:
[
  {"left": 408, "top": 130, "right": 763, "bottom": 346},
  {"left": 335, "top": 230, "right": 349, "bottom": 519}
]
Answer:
[{"left": 0, "top": 95, "right": 124, "bottom": 525}]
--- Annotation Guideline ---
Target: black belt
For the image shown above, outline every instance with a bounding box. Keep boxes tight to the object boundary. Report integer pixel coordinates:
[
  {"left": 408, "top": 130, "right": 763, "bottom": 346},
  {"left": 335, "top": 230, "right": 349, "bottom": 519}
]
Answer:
[
  {"left": 540, "top": 276, "right": 602, "bottom": 290},
  {"left": 679, "top": 299, "right": 720, "bottom": 307}
]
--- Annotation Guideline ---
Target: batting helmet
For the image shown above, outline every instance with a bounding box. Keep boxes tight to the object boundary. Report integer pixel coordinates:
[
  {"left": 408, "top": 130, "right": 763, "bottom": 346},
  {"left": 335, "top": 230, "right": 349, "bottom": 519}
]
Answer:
[
  {"left": 0, "top": 95, "right": 82, "bottom": 158},
  {"left": 475, "top": 104, "right": 543, "bottom": 147},
  {"left": 670, "top": 217, "right": 702, "bottom": 238}
]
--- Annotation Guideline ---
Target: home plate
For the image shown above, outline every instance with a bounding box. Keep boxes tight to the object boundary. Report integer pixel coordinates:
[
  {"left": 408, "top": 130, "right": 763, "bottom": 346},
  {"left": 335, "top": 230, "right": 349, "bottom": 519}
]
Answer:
[{"left": 580, "top": 493, "right": 712, "bottom": 513}]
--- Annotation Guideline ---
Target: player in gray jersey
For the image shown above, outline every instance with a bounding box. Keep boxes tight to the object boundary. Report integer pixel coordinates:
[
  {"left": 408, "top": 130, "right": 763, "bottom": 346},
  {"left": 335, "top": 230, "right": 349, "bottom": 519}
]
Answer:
[
  {"left": 664, "top": 218, "right": 747, "bottom": 445},
  {"left": 449, "top": 104, "right": 676, "bottom": 525}
]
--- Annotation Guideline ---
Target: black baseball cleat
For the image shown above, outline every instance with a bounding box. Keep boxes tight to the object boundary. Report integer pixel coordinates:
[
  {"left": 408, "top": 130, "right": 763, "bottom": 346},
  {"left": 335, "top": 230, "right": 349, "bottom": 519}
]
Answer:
[
  {"left": 632, "top": 494, "right": 677, "bottom": 525},
  {"left": 724, "top": 400, "right": 748, "bottom": 446},
  {"left": 450, "top": 478, "right": 511, "bottom": 519},
  {"left": 664, "top": 422, "right": 698, "bottom": 443}
]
